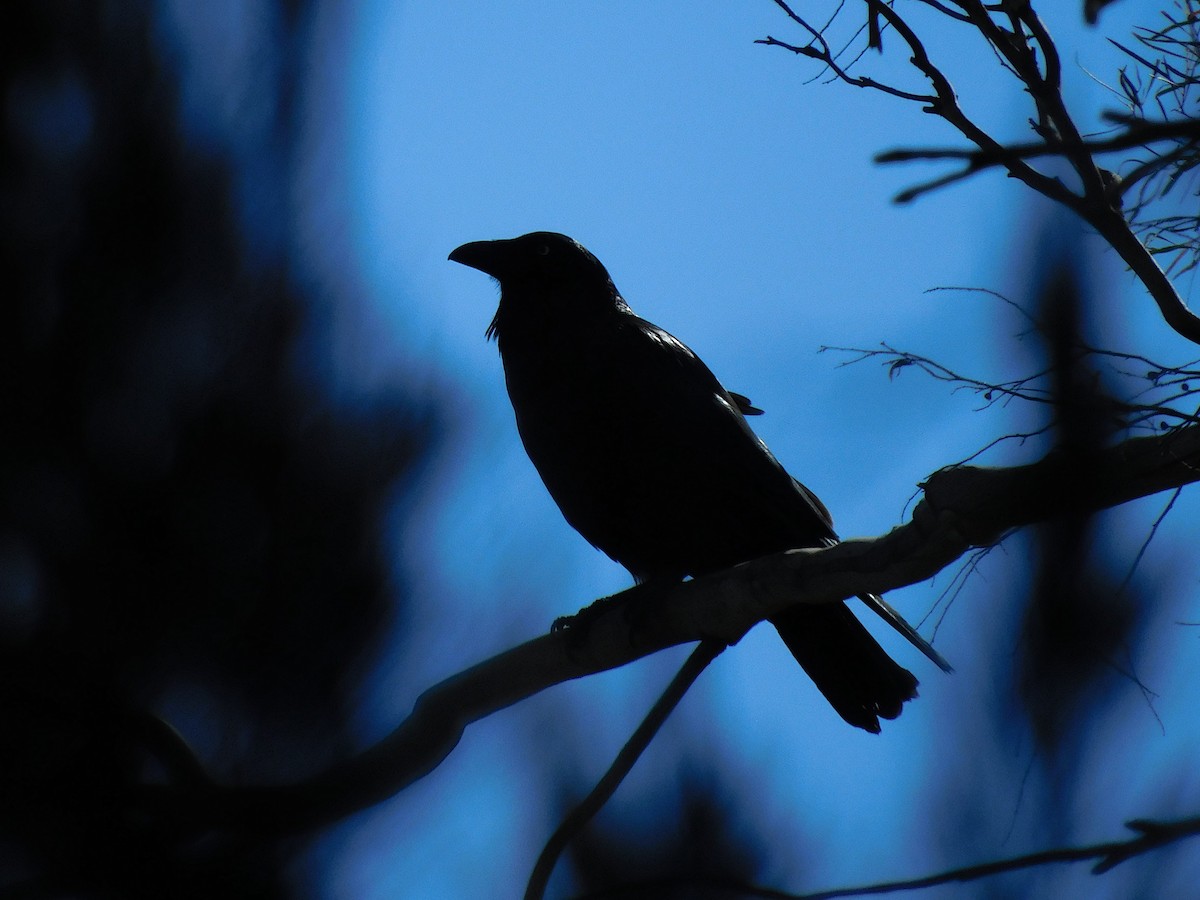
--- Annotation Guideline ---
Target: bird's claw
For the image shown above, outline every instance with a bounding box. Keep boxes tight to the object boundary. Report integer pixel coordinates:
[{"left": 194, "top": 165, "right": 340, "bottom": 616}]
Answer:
[{"left": 550, "top": 594, "right": 620, "bottom": 637}]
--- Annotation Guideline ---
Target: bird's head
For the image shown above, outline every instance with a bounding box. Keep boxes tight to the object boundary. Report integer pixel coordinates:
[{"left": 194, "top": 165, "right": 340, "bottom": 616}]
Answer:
[{"left": 448, "top": 232, "right": 621, "bottom": 340}]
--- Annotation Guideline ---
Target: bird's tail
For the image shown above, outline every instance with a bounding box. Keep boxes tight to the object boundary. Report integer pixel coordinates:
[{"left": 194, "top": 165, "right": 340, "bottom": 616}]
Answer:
[
  {"left": 770, "top": 602, "right": 923, "bottom": 733},
  {"left": 857, "top": 592, "right": 953, "bottom": 674}
]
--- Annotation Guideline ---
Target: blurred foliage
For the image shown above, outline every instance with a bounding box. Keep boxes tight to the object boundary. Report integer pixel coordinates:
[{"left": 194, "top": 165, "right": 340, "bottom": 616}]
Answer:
[
  {"left": 1016, "top": 264, "right": 1143, "bottom": 758},
  {"left": 0, "top": 2, "right": 435, "bottom": 896},
  {"left": 923, "top": 242, "right": 1182, "bottom": 898},
  {"left": 563, "top": 766, "right": 768, "bottom": 898}
]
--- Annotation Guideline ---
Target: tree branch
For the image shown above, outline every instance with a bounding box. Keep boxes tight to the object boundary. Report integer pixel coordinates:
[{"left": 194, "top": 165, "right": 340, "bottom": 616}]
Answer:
[
  {"left": 143, "top": 425, "right": 1200, "bottom": 835},
  {"left": 761, "top": 1, "right": 1200, "bottom": 345},
  {"left": 876, "top": 117, "right": 1200, "bottom": 170},
  {"left": 605, "top": 815, "right": 1200, "bottom": 899}
]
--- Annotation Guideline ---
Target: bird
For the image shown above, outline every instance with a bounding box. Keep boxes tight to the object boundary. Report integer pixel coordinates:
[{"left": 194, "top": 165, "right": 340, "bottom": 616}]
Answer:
[{"left": 449, "top": 231, "right": 949, "bottom": 732}]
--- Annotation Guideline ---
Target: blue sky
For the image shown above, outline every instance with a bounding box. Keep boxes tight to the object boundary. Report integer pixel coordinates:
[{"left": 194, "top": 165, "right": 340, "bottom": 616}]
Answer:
[{"left": 161, "top": 3, "right": 1200, "bottom": 896}]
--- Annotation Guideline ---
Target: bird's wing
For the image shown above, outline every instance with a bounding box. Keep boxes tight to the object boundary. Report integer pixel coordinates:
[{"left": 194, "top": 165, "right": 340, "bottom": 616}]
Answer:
[
  {"left": 625, "top": 315, "right": 838, "bottom": 547},
  {"left": 728, "top": 391, "right": 764, "bottom": 416},
  {"left": 632, "top": 315, "right": 950, "bottom": 671},
  {"left": 793, "top": 477, "right": 835, "bottom": 533}
]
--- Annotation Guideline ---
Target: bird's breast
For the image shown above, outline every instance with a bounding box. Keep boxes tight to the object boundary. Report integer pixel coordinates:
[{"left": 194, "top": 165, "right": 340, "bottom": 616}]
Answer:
[
  {"left": 500, "top": 327, "right": 630, "bottom": 476},
  {"left": 495, "top": 311, "right": 832, "bottom": 580}
]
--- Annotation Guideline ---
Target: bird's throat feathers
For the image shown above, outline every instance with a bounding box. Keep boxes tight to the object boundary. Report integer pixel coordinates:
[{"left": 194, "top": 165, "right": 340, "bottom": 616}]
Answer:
[{"left": 486, "top": 283, "right": 630, "bottom": 346}]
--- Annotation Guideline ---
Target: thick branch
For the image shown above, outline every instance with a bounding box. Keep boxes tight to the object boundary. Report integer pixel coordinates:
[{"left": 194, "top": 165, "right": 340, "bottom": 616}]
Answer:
[{"left": 147, "top": 425, "right": 1200, "bottom": 834}]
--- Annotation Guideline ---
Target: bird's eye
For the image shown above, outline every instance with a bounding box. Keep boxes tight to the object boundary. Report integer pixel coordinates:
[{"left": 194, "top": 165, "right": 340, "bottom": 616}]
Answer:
[{"left": 537, "top": 244, "right": 550, "bottom": 256}]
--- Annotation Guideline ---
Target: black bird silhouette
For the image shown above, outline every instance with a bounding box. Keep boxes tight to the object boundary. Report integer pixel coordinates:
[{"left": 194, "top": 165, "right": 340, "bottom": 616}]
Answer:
[{"left": 450, "top": 231, "right": 949, "bottom": 732}]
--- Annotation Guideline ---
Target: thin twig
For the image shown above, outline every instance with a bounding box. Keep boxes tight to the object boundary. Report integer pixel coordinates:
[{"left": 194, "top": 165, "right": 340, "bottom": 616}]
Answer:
[
  {"left": 524, "top": 640, "right": 725, "bottom": 900},
  {"left": 761, "top": 0, "right": 1200, "bottom": 344},
  {"left": 787, "top": 815, "right": 1200, "bottom": 898},
  {"left": 580, "top": 815, "right": 1200, "bottom": 899}
]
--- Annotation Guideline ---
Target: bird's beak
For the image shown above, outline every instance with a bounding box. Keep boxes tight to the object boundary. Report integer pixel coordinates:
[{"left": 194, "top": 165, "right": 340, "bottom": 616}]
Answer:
[{"left": 448, "top": 239, "right": 505, "bottom": 277}]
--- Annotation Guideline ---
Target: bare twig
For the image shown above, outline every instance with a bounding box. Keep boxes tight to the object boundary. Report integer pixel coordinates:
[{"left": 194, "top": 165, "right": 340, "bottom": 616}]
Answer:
[
  {"left": 525, "top": 640, "right": 725, "bottom": 900},
  {"left": 580, "top": 815, "right": 1200, "bottom": 899},
  {"left": 792, "top": 815, "right": 1200, "bottom": 898},
  {"left": 822, "top": 342, "right": 1059, "bottom": 409},
  {"left": 823, "top": 329, "right": 1200, "bottom": 434}
]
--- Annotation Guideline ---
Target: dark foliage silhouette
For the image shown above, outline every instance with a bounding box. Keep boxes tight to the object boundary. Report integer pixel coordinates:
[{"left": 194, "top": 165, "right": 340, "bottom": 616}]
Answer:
[
  {"left": 1016, "top": 263, "right": 1144, "bottom": 756},
  {"left": 1, "top": 3, "right": 433, "bottom": 896}
]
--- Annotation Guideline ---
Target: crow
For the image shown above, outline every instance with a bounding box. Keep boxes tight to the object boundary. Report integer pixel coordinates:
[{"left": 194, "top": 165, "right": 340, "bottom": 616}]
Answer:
[{"left": 450, "top": 231, "right": 949, "bottom": 732}]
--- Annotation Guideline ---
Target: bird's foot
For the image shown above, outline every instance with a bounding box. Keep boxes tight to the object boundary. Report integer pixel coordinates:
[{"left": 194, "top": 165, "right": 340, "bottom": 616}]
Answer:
[
  {"left": 550, "top": 582, "right": 675, "bottom": 647},
  {"left": 551, "top": 593, "right": 622, "bottom": 636}
]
